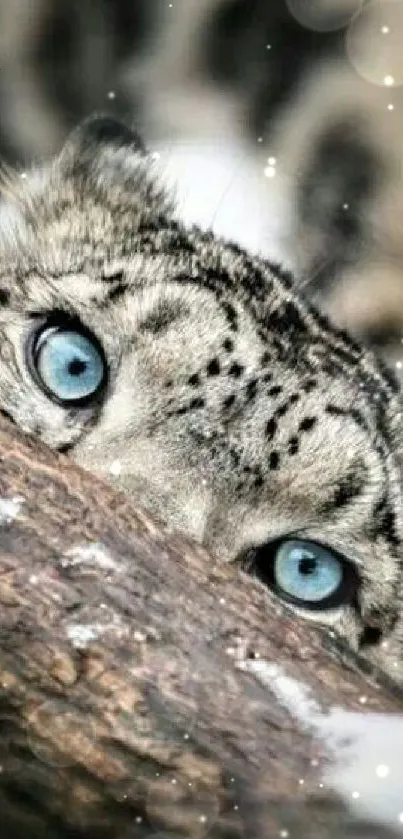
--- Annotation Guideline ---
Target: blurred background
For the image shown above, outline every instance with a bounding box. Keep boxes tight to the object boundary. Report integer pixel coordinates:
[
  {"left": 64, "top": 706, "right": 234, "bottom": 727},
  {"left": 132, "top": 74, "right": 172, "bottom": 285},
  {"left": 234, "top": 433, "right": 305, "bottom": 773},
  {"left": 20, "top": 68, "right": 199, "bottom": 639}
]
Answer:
[{"left": 1, "top": 0, "right": 403, "bottom": 370}]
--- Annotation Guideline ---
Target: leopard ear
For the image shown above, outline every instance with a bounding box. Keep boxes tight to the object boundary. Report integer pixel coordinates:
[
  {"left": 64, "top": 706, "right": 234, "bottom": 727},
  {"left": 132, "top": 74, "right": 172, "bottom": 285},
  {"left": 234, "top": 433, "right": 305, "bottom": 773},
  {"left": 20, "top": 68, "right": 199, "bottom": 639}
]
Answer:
[
  {"left": 59, "top": 114, "right": 147, "bottom": 172},
  {"left": 57, "top": 112, "right": 174, "bottom": 218}
]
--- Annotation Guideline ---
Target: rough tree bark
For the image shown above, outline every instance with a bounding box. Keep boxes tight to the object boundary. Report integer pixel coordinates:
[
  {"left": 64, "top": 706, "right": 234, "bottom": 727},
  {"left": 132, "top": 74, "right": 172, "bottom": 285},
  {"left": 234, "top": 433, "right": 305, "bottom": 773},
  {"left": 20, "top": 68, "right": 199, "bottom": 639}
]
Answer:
[{"left": 0, "top": 413, "right": 401, "bottom": 839}]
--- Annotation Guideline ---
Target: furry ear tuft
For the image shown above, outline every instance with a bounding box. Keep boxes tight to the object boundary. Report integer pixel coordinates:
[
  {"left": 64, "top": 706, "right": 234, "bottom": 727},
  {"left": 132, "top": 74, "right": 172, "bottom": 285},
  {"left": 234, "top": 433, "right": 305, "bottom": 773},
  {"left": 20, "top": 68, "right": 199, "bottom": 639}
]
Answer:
[
  {"left": 60, "top": 114, "right": 147, "bottom": 173},
  {"left": 74, "top": 115, "right": 146, "bottom": 154}
]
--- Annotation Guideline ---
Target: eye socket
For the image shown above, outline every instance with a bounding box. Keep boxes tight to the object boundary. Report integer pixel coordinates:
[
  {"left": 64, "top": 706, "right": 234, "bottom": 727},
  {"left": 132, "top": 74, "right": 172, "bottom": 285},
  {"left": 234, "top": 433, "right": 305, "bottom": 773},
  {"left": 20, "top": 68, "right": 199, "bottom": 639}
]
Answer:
[
  {"left": 246, "top": 538, "right": 357, "bottom": 611},
  {"left": 28, "top": 319, "right": 106, "bottom": 406}
]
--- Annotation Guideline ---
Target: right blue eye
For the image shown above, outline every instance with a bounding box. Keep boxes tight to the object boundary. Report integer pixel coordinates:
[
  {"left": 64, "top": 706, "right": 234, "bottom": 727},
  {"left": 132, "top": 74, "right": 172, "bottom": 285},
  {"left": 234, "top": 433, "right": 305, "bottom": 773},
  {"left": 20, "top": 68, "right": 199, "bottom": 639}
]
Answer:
[
  {"left": 30, "top": 322, "right": 106, "bottom": 405},
  {"left": 245, "top": 537, "right": 357, "bottom": 611},
  {"left": 273, "top": 540, "right": 344, "bottom": 606}
]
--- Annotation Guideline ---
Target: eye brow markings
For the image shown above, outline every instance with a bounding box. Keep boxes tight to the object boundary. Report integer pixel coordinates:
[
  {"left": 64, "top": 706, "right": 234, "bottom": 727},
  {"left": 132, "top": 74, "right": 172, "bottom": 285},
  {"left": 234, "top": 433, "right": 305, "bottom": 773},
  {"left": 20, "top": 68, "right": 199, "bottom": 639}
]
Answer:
[
  {"left": 168, "top": 396, "right": 206, "bottom": 418},
  {"left": 140, "top": 300, "right": 185, "bottom": 334},
  {"left": 101, "top": 282, "right": 129, "bottom": 305},
  {"left": 325, "top": 403, "right": 400, "bottom": 550},
  {"left": 319, "top": 466, "right": 366, "bottom": 514},
  {"left": 101, "top": 270, "right": 125, "bottom": 283},
  {"left": 132, "top": 221, "right": 396, "bottom": 427}
]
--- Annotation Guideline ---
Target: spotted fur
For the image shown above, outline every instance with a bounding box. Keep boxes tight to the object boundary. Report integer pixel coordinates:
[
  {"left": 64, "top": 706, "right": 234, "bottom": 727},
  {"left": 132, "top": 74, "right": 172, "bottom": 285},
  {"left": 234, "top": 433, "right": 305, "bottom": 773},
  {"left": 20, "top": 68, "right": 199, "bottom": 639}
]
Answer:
[{"left": 0, "top": 116, "right": 403, "bottom": 684}]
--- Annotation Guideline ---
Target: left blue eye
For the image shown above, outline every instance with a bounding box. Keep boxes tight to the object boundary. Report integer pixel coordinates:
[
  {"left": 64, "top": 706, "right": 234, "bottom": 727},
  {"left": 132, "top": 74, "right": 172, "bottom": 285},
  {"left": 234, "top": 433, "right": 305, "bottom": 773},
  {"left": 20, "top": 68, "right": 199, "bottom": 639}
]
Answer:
[
  {"left": 32, "top": 326, "right": 106, "bottom": 404},
  {"left": 273, "top": 539, "right": 344, "bottom": 607}
]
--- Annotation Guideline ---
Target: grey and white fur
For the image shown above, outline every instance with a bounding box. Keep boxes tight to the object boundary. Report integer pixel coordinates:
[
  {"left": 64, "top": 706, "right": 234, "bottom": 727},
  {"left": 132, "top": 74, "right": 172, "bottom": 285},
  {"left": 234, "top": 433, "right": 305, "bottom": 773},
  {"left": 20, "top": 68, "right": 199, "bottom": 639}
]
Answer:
[{"left": 0, "top": 116, "right": 403, "bottom": 686}]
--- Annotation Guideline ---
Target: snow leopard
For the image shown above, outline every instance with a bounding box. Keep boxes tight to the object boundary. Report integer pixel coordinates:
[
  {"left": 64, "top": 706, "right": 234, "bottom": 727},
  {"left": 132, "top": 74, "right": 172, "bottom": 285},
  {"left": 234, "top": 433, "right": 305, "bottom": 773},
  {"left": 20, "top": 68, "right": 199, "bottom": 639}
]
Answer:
[{"left": 0, "top": 115, "right": 403, "bottom": 687}]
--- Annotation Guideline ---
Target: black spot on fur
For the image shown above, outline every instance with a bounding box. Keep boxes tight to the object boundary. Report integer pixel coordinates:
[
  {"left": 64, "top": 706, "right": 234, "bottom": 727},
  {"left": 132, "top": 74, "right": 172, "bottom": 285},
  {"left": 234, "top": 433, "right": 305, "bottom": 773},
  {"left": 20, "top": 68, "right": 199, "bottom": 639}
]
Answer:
[
  {"left": 265, "top": 417, "right": 277, "bottom": 440},
  {"left": 174, "top": 396, "right": 205, "bottom": 417},
  {"left": 299, "top": 416, "right": 317, "bottom": 432},
  {"left": 188, "top": 373, "right": 201, "bottom": 387},
  {"left": 261, "top": 351, "right": 271, "bottom": 365},
  {"left": 283, "top": 301, "right": 308, "bottom": 333},
  {"left": 268, "top": 385, "right": 282, "bottom": 398},
  {"left": 222, "top": 301, "right": 238, "bottom": 331},
  {"left": 288, "top": 437, "right": 299, "bottom": 455},
  {"left": 190, "top": 397, "right": 205, "bottom": 410},
  {"left": 223, "top": 338, "right": 234, "bottom": 352},
  {"left": 245, "top": 378, "right": 258, "bottom": 401},
  {"left": 0, "top": 288, "right": 10, "bottom": 305},
  {"left": 207, "top": 357, "right": 221, "bottom": 376},
  {"left": 325, "top": 404, "right": 344, "bottom": 417},
  {"left": 265, "top": 301, "right": 308, "bottom": 339},
  {"left": 276, "top": 402, "right": 289, "bottom": 418},
  {"left": 268, "top": 451, "right": 280, "bottom": 470},
  {"left": 223, "top": 393, "right": 236, "bottom": 410},
  {"left": 229, "top": 362, "right": 244, "bottom": 378}
]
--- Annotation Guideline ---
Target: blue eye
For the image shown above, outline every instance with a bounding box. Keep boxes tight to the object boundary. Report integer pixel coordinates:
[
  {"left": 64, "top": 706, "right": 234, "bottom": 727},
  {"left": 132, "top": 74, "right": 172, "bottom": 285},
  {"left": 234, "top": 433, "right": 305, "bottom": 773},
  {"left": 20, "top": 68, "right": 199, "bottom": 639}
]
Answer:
[
  {"left": 31, "top": 324, "right": 106, "bottom": 404},
  {"left": 273, "top": 539, "right": 345, "bottom": 607}
]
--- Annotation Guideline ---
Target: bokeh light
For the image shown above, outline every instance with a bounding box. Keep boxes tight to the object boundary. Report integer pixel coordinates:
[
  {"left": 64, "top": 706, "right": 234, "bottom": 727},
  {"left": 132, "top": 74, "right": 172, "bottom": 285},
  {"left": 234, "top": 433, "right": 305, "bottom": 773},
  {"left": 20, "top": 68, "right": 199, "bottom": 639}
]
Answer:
[
  {"left": 346, "top": 0, "right": 403, "bottom": 86},
  {"left": 286, "top": 0, "right": 363, "bottom": 32}
]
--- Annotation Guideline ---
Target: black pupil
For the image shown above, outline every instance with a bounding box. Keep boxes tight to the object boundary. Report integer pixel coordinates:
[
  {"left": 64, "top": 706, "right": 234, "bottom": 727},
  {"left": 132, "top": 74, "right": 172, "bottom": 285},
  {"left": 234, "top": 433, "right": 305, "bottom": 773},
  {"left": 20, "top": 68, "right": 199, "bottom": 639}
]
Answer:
[
  {"left": 299, "top": 556, "right": 317, "bottom": 576},
  {"left": 67, "top": 358, "right": 87, "bottom": 377}
]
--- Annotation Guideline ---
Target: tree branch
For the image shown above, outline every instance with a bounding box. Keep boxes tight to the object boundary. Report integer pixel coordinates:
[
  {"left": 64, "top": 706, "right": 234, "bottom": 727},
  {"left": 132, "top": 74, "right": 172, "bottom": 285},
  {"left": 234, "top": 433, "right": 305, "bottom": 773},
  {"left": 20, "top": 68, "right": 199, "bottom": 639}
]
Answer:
[{"left": 0, "top": 414, "right": 400, "bottom": 838}]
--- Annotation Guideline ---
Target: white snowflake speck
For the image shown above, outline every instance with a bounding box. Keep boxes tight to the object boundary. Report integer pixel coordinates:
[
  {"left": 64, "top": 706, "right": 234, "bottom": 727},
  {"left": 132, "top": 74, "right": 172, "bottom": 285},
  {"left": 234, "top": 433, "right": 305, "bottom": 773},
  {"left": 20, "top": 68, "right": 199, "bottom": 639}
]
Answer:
[
  {"left": 62, "top": 542, "right": 117, "bottom": 571},
  {"left": 66, "top": 623, "right": 102, "bottom": 648},
  {"left": 0, "top": 496, "right": 24, "bottom": 525},
  {"left": 109, "top": 460, "right": 122, "bottom": 476}
]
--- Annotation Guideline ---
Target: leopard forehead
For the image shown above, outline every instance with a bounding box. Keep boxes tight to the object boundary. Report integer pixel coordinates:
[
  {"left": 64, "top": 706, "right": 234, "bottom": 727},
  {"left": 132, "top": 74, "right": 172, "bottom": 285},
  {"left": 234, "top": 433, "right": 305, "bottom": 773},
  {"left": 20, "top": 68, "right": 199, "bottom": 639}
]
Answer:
[
  {"left": 0, "top": 117, "right": 399, "bottom": 518},
  {"left": 0, "top": 117, "right": 403, "bottom": 679}
]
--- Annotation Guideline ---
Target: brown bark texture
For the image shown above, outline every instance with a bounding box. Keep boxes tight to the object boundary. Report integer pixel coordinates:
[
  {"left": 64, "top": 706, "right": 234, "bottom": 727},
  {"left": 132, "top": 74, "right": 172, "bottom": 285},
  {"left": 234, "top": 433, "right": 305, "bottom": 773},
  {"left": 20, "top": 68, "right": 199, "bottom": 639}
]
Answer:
[{"left": 0, "top": 413, "right": 401, "bottom": 839}]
